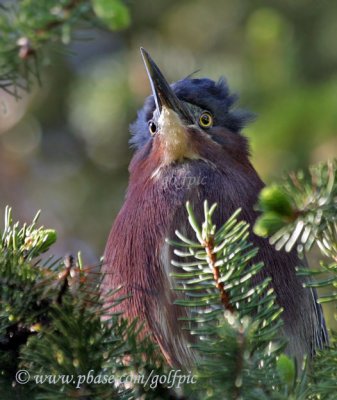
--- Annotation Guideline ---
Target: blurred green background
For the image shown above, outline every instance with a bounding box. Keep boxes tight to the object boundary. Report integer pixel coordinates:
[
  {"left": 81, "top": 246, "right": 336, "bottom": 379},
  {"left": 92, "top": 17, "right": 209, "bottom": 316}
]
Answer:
[{"left": 0, "top": 0, "right": 336, "bottom": 265}]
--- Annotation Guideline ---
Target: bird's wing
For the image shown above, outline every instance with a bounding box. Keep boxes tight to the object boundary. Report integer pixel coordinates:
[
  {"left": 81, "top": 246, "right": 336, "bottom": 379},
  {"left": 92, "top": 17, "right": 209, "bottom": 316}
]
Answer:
[
  {"left": 309, "top": 286, "right": 329, "bottom": 352},
  {"left": 301, "top": 254, "right": 329, "bottom": 353}
]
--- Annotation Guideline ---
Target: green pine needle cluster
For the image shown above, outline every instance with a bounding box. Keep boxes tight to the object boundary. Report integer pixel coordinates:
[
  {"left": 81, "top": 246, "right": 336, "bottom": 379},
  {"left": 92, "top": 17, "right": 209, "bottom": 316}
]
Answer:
[
  {"left": 254, "top": 158, "right": 337, "bottom": 400},
  {"left": 169, "top": 202, "right": 295, "bottom": 400},
  {"left": 254, "top": 159, "right": 337, "bottom": 254},
  {"left": 0, "top": 208, "right": 170, "bottom": 399},
  {"left": 0, "top": 0, "right": 130, "bottom": 95},
  {"left": 0, "top": 207, "right": 58, "bottom": 377}
]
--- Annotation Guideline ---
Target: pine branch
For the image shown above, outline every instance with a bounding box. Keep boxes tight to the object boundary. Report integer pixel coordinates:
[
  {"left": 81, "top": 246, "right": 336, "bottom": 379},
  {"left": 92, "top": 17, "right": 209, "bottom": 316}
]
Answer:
[
  {"left": 169, "top": 201, "right": 293, "bottom": 399},
  {"left": 306, "top": 332, "right": 337, "bottom": 399},
  {"left": 2, "top": 155, "right": 337, "bottom": 399},
  {"left": 254, "top": 158, "right": 337, "bottom": 399},
  {"left": 254, "top": 159, "right": 337, "bottom": 255},
  {"left": 0, "top": 208, "right": 178, "bottom": 399},
  {"left": 0, "top": 0, "right": 130, "bottom": 94},
  {"left": 0, "top": 211, "right": 59, "bottom": 391},
  {"left": 187, "top": 201, "right": 234, "bottom": 313}
]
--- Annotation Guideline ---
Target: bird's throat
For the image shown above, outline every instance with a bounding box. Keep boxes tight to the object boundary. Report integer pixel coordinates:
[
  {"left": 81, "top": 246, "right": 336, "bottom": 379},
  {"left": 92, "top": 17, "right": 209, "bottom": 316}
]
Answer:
[{"left": 158, "top": 106, "right": 200, "bottom": 165}]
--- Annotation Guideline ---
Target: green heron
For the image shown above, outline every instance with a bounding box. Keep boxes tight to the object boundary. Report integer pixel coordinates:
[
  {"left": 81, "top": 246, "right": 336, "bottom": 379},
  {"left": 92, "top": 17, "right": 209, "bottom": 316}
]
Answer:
[{"left": 102, "top": 48, "right": 328, "bottom": 367}]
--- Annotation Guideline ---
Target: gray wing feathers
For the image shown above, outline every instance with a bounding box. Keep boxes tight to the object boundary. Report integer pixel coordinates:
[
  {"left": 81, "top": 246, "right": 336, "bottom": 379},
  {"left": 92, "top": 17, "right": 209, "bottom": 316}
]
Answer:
[{"left": 310, "top": 286, "right": 329, "bottom": 353}]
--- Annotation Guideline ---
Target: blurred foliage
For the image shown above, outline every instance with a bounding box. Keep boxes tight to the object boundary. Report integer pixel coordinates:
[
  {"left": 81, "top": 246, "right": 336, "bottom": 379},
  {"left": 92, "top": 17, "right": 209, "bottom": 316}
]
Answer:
[{"left": 92, "top": 0, "right": 130, "bottom": 31}]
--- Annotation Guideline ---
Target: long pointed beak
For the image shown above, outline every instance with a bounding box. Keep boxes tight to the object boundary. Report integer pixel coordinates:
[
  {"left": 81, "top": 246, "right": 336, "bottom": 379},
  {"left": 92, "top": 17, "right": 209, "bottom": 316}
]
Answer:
[{"left": 140, "top": 47, "right": 192, "bottom": 123}]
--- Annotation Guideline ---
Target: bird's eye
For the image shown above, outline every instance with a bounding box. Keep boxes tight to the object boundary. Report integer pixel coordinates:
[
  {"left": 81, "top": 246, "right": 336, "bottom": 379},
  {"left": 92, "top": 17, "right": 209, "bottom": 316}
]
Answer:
[
  {"left": 148, "top": 121, "right": 157, "bottom": 135},
  {"left": 198, "top": 112, "right": 213, "bottom": 128}
]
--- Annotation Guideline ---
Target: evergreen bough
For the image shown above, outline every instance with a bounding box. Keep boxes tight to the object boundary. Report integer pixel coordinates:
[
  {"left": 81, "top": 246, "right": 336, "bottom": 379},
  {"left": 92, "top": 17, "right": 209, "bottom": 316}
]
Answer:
[
  {"left": 0, "top": 0, "right": 130, "bottom": 96},
  {"left": 0, "top": 158, "right": 336, "bottom": 399}
]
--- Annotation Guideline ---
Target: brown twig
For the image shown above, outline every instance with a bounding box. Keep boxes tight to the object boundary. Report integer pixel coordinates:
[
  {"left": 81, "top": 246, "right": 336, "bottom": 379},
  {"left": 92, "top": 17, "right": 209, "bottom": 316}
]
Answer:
[{"left": 204, "top": 236, "right": 234, "bottom": 313}]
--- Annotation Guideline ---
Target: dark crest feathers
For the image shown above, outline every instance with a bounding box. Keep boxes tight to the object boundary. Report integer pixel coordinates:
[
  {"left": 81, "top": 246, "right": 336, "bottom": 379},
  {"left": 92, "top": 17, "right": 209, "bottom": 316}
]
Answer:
[{"left": 130, "top": 77, "right": 254, "bottom": 149}]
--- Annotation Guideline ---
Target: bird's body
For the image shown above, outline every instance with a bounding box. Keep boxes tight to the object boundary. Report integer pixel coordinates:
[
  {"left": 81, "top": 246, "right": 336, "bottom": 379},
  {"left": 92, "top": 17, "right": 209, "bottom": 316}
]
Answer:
[{"left": 102, "top": 49, "right": 327, "bottom": 368}]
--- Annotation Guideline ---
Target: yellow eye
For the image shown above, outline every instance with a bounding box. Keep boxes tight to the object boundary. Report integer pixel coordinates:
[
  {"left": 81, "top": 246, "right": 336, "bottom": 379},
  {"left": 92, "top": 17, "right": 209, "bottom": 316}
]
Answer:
[{"left": 198, "top": 112, "right": 213, "bottom": 128}]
